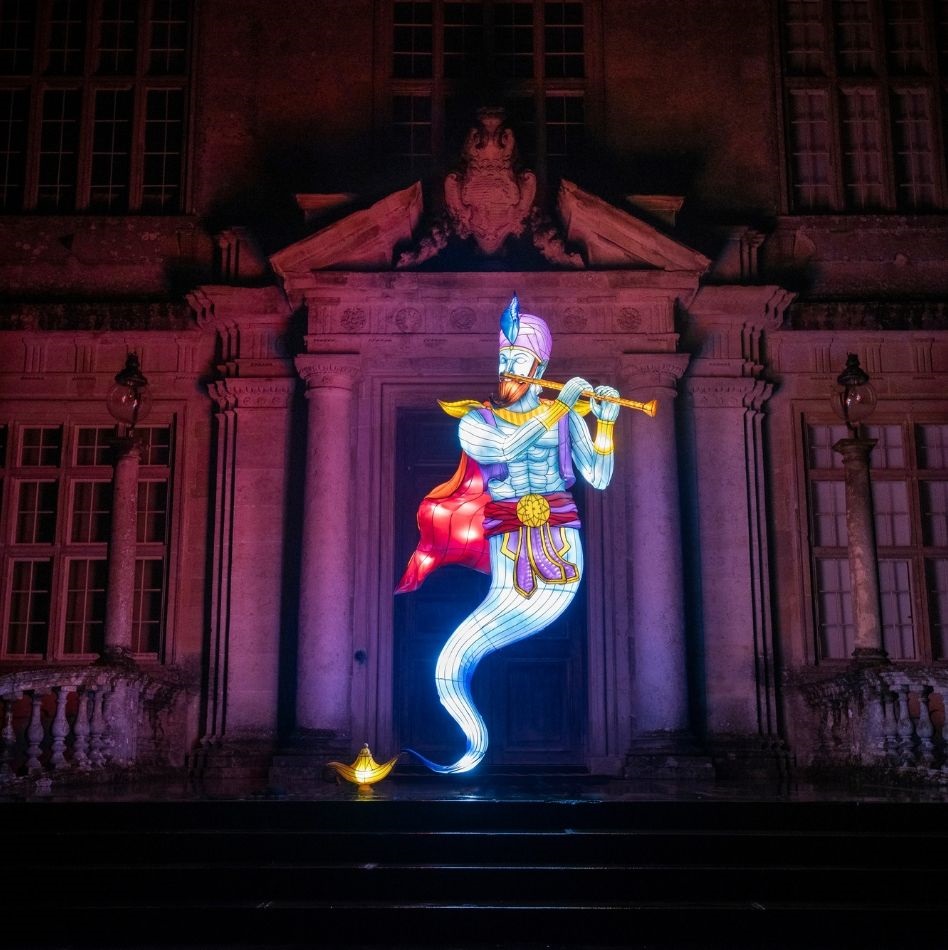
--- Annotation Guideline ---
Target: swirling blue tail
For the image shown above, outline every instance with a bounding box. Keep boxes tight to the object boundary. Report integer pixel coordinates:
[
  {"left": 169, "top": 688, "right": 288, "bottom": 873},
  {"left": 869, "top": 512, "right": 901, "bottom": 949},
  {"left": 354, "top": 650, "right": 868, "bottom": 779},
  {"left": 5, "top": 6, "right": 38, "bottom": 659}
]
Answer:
[
  {"left": 411, "top": 546, "right": 581, "bottom": 775},
  {"left": 404, "top": 745, "right": 486, "bottom": 774}
]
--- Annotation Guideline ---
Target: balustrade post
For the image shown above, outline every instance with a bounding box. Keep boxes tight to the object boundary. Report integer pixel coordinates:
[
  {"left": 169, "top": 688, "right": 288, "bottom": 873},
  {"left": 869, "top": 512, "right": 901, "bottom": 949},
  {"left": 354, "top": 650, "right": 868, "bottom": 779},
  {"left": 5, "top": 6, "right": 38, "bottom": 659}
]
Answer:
[
  {"left": 1, "top": 694, "right": 17, "bottom": 780},
  {"left": 916, "top": 686, "right": 935, "bottom": 766},
  {"left": 72, "top": 690, "right": 91, "bottom": 769},
  {"left": 896, "top": 685, "right": 916, "bottom": 764},
  {"left": 881, "top": 689, "right": 900, "bottom": 762},
  {"left": 25, "top": 692, "right": 45, "bottom": 774},
  {"left": 89, "top": 691, "right": 107, "bottom": 767},
  {"left": 942, "top": 695, "right": 948, "bottom": 774},
  {"left": 102, "top": 685, "right": 121, "bottom": 765},
  {"left": 868, "top": 691, "right": 887, "bottom": 761},
  {"left": 50, "top": 686, "right": 70, "bottom": 769}
]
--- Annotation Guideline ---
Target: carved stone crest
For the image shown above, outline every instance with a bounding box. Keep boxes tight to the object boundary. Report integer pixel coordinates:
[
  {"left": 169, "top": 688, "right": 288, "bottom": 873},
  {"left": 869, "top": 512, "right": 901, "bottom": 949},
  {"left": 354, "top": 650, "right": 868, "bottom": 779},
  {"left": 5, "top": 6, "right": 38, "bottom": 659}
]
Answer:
[
  {"left": 396, "top": 107, "right": 582, "bottom": 269},
  {"left": 444, "top": 107, "right": 536, "bottom": 256}
]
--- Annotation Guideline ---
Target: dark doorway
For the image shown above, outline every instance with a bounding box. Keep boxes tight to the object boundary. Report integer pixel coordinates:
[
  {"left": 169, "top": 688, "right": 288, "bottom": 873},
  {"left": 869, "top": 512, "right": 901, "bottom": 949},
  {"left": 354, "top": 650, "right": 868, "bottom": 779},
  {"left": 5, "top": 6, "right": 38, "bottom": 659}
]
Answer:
[{"left": 393, "top": 407, "right": 587, "bottom": 767}]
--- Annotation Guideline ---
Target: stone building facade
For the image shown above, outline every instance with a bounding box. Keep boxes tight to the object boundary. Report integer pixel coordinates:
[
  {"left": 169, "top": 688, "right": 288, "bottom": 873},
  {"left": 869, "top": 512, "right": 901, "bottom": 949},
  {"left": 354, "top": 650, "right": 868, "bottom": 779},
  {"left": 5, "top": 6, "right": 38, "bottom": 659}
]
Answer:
[{"left": 1, "top": 0, "right": 946, "bottom": 786}]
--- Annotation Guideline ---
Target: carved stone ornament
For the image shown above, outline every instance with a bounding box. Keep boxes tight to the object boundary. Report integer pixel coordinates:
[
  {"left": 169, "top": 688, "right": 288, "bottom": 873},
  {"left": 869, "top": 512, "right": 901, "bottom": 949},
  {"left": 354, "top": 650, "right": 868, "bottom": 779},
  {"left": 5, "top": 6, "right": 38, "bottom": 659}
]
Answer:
[
  {"left": 208, "top": 378, "right": 297, "bottom": 410},
  {"left": 617, "top": 307, "right": 642, "bottom": 331},
  {"left": 394, "top": 307, "right": 422, "bottom": 332},
  {"left": 450, "top": 307, "right": 476, "bottom": 330},
  {"left": 341, "top": 307, "right": 367, "bottom": 332},
  {"left": 445, "top": 107, "right": 536, "bottom": 256},
  {"left": 396, "top": 108, "right": 582, "bottom": 269}
]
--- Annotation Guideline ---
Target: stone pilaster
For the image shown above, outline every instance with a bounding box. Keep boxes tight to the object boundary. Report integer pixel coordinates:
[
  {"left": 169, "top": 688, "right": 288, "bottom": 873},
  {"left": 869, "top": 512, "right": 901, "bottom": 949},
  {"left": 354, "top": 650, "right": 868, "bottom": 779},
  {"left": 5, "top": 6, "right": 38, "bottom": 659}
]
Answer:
[
  {"left": 684, "top": 377, "right": 780, "bottom": 745},
  {"left": 680, "top": 285, "right": 793, "bottom": 777},
  {"left": 103, "top": 437, "right": 141, "bottom": 660},
  {"left": 205, "top": 377, "right": 297, "bottom": 743},
  {"left": 294, "top": 356, "right": 361, "bottom": 745},
  {"left": 833, "top": 437, "right": 887, "bottom": 663}
]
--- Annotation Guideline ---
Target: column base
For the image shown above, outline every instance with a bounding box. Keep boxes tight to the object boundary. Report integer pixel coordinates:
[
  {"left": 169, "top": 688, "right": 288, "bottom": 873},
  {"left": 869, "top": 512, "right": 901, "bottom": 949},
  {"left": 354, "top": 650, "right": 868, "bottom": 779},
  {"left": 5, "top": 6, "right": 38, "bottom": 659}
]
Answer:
[
  {"left": 624, "top": 732, "right": 714, "bottom": 780},
  {"left": 707, "top": 734, "right": 794, "bottom": 781},
  {"left": 269, "top": 730, "right": 354, "bottom": 791},
  {"left": 187, "top": 736, "right": 277, "bottom": 792},
  {"left": 95, "top": 646, "right": 138, "bottom": 670}
]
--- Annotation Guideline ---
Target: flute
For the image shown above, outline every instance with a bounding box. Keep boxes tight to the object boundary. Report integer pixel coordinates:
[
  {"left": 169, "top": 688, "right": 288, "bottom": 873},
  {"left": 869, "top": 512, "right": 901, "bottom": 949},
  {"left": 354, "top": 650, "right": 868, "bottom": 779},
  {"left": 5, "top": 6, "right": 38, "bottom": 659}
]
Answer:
[{"left": 501, "top": 373, "right": 658, "bottom": 418}]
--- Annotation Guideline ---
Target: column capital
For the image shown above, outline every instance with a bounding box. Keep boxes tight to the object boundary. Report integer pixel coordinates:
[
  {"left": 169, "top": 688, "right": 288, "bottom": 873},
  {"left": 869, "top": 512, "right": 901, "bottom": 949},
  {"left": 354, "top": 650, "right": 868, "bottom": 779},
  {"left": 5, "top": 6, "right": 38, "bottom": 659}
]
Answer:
[
  {"left": 617, "top": 353, "right": 690, "bottom": 397},
  {"left": 208, "top": 377, "right": 298, "bottom": 411},
  {"left": 832, "top": 436, "right": 877, "bottom": 466},
  {"left": 683, "top": 376, "right": 773, "bottom": 410},
  {"left": 295, "top": 355, "right": 362, "bottom": 392}
]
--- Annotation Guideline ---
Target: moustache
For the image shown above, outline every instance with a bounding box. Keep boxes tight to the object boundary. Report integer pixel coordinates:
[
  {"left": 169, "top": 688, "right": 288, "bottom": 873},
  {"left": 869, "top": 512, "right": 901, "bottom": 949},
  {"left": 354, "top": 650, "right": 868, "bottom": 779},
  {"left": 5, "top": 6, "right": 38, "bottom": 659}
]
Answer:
[{"left": 491, "top": 375, "right": 533, "bottom": 407}]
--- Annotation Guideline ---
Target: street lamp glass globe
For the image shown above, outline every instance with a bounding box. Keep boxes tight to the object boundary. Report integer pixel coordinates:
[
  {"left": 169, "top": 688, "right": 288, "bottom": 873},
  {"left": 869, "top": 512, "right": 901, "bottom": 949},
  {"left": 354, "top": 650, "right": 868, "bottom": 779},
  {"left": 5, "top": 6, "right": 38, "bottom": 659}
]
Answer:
[
  {"left": 830, "top": 353, "right": 876, "bottom": 433},
  {"left": 107, "top": 382, "right": 152, "bottom": 429},
  {"left": 107, "top": 353, "right": 151, "bottom": 432}
]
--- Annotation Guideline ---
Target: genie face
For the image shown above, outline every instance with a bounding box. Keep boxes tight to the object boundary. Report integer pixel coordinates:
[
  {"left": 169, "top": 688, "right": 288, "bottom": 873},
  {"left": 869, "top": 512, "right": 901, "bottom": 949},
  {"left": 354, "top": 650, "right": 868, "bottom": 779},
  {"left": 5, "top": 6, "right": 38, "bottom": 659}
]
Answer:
[{"left": 496, "top": 345, "right": 542, "bottom": 405}]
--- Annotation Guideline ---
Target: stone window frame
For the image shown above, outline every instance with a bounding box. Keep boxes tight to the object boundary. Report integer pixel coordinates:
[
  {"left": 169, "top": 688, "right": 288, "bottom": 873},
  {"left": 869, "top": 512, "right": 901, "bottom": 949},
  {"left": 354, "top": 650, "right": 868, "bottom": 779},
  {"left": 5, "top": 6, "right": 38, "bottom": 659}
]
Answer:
[
  {"left": 0, "top": 0, "right": 192, "bottom": 213},
  {"left": 776, "top": 0, "right": 948, "bottom": 212},
  {"left": 376, "top": 0, "right": 604, "bottom": 184},
  {"left": 0, "top": 419, "right": 175, "bottom": 663},
  {"left": 802, "top": 416, "right": 948, "bottom": 664}
]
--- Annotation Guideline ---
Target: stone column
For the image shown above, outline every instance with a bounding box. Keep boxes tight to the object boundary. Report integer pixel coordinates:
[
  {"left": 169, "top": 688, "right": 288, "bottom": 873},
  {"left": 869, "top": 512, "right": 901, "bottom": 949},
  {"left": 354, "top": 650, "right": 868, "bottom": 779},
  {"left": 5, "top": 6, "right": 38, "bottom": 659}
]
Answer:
[
  {"left": 103, "top": 436, "right": 141, "bottom": 659},
  {"left": 622, "top": 356, "right": 691, "bottom": 738},
  {"left": 295, "top": 356, "right": 361, "bottom": 742},
  {"left": 833, "top": 437, "right": 887, "bottom": 662}
]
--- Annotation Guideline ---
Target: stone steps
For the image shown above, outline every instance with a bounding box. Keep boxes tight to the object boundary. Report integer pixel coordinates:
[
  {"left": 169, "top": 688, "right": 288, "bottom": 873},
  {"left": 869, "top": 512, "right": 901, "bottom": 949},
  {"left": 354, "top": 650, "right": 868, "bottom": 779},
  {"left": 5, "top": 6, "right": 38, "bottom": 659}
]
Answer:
[{"left": 2, "top": 797, "right": 945, "bottom": 947}]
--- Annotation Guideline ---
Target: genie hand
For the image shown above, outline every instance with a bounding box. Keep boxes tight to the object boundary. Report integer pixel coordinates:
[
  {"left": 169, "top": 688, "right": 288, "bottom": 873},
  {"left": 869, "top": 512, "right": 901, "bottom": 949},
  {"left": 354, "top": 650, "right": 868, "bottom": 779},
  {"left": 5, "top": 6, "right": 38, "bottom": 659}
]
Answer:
[
  {"left": 591, "top": 385, "right": 621, "bottom": 423},
  {"left": 557, "top": 376, "right": 592, "bottom": 409}
]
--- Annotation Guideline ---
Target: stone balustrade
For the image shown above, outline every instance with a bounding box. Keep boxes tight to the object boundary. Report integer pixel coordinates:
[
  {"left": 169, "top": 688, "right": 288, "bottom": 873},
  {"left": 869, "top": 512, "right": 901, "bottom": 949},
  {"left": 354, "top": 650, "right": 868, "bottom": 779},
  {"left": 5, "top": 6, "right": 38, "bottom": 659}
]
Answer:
[
  {"left": 791, "top": 666, "right": 948, "bottom": 784},
  {"left": 0, "top": 665, "right": 192, "bottom": 787}
]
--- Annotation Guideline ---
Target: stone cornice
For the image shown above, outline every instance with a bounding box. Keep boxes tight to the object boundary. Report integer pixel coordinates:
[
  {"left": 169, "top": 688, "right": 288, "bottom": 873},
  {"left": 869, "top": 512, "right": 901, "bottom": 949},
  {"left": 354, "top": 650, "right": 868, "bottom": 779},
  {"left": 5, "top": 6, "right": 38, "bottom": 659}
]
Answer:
[
  {"left": 684, "top": 377, "right": 774, "bottom": 410},
  {"left": 208, "top": 377, "right": 297, "bottom": 410},
  {"left": 188, "top": 285, "right": 292, "bottom": 332},
  {"left": 688, "top": 285, "right": 795, "bottom": 328},
  {"left": 188, "top": 285, "right": 294, "bottom": 367},
  {"left": 785, "top": 299, "right": 948, "bottom": 331},
  {"left": 295, "top": 355, "right": 361, "bottom": 391},
  {"left": 0, "top": 300, "right": 192, "bottom": 332}
]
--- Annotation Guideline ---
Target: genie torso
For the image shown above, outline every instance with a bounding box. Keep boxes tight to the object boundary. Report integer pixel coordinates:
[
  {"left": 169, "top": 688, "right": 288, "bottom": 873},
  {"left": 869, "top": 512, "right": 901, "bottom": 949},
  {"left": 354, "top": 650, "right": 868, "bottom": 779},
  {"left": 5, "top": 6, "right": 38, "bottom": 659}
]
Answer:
[{"left": 459, "top": 406, "right": 568, "bottom": 501}]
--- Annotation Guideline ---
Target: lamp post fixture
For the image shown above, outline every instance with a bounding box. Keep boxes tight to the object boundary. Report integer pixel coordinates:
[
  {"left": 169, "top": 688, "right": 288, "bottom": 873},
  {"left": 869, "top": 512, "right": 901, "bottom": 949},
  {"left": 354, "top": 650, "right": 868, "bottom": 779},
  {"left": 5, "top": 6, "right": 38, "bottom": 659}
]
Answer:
[
  {"left": 101, "top": 354, "right": 151, "bottom": 663},
  {"left": 830, "top": 354, "right": 887, "bottom": 664}
]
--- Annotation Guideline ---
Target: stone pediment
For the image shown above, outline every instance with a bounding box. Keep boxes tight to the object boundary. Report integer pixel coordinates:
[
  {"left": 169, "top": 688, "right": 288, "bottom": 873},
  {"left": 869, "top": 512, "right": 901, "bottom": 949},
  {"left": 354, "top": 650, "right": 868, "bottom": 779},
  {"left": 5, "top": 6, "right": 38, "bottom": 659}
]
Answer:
[
  {"left": 558, "top": 180, "right": 710, "bottom": 272},
  {"left": 268, "top": 169, "right": 709, "bottom": 279},
  {"left": 269, "top": 182, "right": 422, "bottom": 278}
]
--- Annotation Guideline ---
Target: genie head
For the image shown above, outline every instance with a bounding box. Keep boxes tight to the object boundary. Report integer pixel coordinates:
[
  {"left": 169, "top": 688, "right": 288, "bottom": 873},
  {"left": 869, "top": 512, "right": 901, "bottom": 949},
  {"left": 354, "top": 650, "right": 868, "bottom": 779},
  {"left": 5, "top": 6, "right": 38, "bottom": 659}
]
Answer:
[
  {"left": 498, "top": 293, "right": 552, "bottom": 365},
  {"left": 496, "top": 294, "right": 552, "bottom": 405}
]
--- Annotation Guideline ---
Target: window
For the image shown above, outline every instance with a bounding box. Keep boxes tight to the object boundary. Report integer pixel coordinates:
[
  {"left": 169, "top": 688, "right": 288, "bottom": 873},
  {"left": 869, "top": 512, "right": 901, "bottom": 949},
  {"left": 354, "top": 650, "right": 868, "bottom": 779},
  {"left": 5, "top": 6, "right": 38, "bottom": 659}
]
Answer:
[
  {"left": 805, "top": 419, "right": 948, "bottom": 661},
  {"left": 780, "top": 0, "right": 948, "bottom": 211},
  {"left": 384, "top": 1, "right": 596, "bottom": 179},
  {"left": 0, "top": 0, "right": 191, "bottom": 212},
  {"left": 1, "top": 422, "right": 174, "bottom": 659}
]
